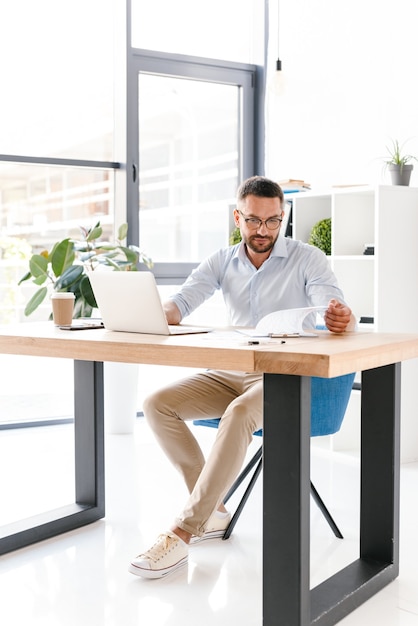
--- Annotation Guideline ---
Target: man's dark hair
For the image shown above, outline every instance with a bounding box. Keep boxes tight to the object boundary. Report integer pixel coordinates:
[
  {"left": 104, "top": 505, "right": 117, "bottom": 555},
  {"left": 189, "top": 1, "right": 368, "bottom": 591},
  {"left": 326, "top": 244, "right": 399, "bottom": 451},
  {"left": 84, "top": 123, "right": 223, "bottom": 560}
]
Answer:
[{"left": 237, "top": 176, "right": 284, "bottom": 203}]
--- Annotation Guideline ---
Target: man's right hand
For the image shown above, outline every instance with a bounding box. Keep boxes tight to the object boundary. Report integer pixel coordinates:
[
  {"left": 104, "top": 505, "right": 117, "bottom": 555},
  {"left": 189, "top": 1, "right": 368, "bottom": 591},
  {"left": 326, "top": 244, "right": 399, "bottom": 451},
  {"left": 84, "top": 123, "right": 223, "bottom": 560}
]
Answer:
[{"left": 163, "top": 301, "right": 182, "bottom": 325}]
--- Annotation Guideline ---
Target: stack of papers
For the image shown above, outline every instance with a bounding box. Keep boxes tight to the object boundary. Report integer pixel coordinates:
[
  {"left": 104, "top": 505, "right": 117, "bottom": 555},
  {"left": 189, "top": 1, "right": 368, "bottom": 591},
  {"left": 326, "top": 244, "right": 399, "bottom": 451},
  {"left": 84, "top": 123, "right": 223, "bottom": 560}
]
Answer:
[{"left": 237, "top": 306, "right": 327, "bottom": 338}]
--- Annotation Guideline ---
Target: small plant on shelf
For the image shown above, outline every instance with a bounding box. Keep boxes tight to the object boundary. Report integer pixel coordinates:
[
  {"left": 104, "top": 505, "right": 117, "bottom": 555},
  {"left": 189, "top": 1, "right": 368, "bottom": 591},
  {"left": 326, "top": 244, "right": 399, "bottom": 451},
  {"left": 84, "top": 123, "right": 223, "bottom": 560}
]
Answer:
[
  {"left": 229, "top": 226, "right": 242, "bottom": 245},
  {"left": 19, "top": 222, "right": 152, "bottom": 318},
  {"left": 308, "top": 218, "right": 331, "bottom": 255},
  {"left": 383, "top": 138, "right": 417, "bottom": 185},
  {"left": 384, "top": 138, "right": 417, "bottom": 169}
]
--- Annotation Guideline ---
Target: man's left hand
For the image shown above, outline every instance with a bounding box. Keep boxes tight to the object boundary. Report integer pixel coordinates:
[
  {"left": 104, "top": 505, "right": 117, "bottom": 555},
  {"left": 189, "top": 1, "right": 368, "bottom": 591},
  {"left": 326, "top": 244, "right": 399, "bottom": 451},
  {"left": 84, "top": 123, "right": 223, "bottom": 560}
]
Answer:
[{"left": 324, "top": 299, "right": 355, "bottom": 334}]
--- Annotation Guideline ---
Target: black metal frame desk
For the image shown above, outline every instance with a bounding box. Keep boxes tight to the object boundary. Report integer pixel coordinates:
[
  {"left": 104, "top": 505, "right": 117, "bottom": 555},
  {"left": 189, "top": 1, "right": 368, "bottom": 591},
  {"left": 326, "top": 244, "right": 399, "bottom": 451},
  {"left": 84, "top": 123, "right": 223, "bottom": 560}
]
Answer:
[{"left": 1, "top": 323, "right": 418, "bottom": 626}]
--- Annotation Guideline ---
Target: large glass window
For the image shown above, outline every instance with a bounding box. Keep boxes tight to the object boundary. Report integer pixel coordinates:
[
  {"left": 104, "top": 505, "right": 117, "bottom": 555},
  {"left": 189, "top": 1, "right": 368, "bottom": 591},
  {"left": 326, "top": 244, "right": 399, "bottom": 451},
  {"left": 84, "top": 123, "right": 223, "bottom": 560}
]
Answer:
[
  {"left": 0, "top": 0, "right": 116, "bottom": 326},
  {"left": 0, "top": 162, "right": 115, "bottom": 323},
  {"left": 0, "top": 0, "right": 114, "bottom": 160},
  {"left": 138, "top": 74, "right": 240, "bottom": 262},
  {"left": 131, "top": 0, "right": 258, "bottom": 63},
  {"left": 0, "top": 164, "right": 114, "bottom": 242},
  {"left": 0, "top": 0, "right": 265, "bottom": 431},
  {"left": 129, "top": 51, "right": 257, "bottom": 279}
]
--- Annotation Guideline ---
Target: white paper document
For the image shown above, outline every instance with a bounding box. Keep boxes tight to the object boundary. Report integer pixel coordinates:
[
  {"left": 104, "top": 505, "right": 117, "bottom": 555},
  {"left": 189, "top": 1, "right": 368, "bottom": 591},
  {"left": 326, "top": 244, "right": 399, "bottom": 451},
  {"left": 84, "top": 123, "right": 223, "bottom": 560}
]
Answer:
[{"left": 237, "top": 306, "right": 327, "bottom": 338}]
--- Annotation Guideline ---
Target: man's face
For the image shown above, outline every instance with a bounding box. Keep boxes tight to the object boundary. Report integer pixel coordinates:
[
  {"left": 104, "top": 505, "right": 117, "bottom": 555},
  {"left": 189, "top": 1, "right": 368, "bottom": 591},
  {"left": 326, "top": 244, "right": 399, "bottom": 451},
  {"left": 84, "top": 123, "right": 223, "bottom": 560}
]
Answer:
[{"left": 234, "top": 195, "right": 284, "bottom": 255}]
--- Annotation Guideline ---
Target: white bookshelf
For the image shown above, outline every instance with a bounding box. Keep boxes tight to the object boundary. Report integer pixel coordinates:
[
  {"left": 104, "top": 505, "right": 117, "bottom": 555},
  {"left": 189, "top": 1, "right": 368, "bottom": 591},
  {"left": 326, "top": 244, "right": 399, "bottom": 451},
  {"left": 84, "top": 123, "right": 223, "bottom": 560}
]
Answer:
[{"left": 289, "top": 185, "right": 418, "bottom": 461}]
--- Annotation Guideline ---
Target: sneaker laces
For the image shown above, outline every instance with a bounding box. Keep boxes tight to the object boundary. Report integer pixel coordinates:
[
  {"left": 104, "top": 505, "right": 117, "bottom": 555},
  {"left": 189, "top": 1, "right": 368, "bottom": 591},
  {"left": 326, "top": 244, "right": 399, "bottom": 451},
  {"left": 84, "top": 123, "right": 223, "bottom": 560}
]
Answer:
[{"left": 138, "top": 533, "right": 178, "bottom": 563}]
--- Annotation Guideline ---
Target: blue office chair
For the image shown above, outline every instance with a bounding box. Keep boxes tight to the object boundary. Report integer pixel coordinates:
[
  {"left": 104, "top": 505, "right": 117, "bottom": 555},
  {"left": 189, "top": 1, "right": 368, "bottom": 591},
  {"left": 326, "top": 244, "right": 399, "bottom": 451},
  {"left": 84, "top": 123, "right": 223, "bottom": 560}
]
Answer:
[{"left": 194, "top": 372, "right": 356, "bottom": 540}]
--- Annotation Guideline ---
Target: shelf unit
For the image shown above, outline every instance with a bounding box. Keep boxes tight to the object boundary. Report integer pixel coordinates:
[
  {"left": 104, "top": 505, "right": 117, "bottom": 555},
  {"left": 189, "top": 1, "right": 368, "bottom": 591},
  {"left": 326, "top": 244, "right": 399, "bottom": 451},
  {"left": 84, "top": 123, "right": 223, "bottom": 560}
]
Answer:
[{"left": 289, "top": 185, "right": 418, "bottom": 461}]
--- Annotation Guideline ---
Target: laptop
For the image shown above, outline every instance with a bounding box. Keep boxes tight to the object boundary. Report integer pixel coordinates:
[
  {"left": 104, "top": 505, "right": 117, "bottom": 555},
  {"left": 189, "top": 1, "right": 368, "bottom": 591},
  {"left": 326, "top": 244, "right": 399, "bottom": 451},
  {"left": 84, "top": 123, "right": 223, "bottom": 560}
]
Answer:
[{"left": 88, "top": 271, "right": 212, "bottom": 335}]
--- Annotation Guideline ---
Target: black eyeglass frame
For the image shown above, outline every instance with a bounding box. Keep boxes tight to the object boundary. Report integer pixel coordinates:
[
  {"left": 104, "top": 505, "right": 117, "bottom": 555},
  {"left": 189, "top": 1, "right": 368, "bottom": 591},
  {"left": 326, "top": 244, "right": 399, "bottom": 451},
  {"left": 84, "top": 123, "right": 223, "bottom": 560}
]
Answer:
[{"left": 238, "top": 210, "right": 283, "bottom": 230}]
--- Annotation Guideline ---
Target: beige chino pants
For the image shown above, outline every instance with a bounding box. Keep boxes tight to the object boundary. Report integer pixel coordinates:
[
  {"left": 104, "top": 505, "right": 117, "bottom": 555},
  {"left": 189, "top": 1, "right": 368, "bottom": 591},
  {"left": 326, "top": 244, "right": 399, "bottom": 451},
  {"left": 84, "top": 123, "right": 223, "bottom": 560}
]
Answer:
[{"left": 143, "top": 370, "right": 264, "bottom": 537}]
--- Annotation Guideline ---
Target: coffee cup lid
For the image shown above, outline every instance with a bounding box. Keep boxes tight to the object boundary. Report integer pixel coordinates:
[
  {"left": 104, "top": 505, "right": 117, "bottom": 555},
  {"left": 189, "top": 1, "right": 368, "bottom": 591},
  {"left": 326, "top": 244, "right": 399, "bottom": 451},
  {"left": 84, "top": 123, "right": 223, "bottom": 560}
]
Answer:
[{"left": 51, "top": 292, "right": 75, "bottom": 299}]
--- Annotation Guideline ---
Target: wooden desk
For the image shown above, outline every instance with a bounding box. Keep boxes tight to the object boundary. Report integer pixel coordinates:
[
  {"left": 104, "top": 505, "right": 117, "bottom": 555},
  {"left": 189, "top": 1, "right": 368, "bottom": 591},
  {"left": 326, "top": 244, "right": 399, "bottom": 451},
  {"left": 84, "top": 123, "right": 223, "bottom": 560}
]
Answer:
[{"left": 2, "top": 323, "right": 418, "bottom": 626}]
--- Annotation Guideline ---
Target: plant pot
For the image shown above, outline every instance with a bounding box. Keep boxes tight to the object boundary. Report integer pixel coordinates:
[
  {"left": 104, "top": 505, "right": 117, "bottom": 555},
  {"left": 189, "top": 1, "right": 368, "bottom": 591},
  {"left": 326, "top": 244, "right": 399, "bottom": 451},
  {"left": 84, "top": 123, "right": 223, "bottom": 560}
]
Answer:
[{"left": 388, "top": 163, "right": 413, "bottom": 186}]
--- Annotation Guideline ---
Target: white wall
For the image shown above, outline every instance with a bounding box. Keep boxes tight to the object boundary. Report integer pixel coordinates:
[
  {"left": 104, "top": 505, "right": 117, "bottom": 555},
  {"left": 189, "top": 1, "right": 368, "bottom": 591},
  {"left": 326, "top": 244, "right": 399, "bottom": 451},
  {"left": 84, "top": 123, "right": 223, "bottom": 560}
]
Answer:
[{"left": 266, "top": 0, "right": 418, "bottom": 188}]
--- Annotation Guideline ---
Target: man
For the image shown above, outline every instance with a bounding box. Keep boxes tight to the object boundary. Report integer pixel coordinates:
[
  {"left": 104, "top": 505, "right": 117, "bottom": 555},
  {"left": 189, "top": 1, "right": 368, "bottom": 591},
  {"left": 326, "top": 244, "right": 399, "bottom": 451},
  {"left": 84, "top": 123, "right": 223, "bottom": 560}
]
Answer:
[{"left": 129, "top": 176, "right": 355, "bottom": 579}]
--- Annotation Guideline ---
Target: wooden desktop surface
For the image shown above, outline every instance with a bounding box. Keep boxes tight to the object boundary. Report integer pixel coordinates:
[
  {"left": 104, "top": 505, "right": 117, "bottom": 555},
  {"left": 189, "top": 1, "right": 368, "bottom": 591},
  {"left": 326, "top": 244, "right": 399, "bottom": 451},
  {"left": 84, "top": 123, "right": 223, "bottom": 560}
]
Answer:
[{"left": 1, "top": 322, "right": 418, "bottom": 377}]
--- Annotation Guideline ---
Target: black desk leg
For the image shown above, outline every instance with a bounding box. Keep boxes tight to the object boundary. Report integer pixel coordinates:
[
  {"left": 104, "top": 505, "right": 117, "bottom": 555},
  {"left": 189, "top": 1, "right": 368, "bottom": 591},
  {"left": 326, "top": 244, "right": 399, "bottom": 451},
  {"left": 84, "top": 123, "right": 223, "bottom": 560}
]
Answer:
[
  {"left": 0, "top": 359, "right": 105, "bottom": 555},
  {"left": 360, "top": 363, "right": 400, "bottom": 572},
  {"left": 263, "top": 373, "right": 312, "bottom": 626},
  {"left": 74, "top": 359, "right": 105, "bottom": 518},
  {"left": 263, "top": 365, "right": 401, "bottom": 626}
]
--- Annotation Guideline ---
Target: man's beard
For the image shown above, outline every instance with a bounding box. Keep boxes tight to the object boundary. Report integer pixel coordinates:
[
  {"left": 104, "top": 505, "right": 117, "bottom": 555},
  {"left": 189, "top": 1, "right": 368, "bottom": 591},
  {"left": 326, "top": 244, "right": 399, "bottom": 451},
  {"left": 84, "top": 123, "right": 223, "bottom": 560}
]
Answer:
[{"left": 244, "top": 233, "right": 277, "bottom": 254}]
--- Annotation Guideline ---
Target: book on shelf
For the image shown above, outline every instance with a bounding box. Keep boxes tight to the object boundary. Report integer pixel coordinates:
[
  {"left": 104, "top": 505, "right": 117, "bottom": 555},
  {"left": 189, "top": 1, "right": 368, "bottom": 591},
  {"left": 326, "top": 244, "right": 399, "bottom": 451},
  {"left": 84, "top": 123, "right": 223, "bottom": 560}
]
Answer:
[
  {"left": 279, "top": 178, "right": 311, "bottom": 193},
  {"left": 331, "top": 183, "right": 368, "bottom": 188}
]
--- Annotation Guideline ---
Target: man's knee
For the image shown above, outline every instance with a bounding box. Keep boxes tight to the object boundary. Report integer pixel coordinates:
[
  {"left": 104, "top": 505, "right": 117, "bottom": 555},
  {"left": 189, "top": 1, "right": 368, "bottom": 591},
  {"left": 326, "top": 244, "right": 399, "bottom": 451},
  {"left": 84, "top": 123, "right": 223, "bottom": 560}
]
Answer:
[
  {"left": 221, "top": 398, "right": 261, "bottom": 437},
  {"left": 142, "top": 388, "right": 167, "bottom": 424},
  {"left": 143, "top": 383, "right": 183, "bottom": 425}
]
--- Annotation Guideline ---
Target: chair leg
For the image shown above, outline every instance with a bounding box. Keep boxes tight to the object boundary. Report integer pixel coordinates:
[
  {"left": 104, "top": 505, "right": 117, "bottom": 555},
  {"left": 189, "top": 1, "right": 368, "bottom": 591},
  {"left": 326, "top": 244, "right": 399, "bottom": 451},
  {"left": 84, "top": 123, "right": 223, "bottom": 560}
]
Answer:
[
  {"left": 221, "top": 445, "right": 343, "bottom": 541},
  {"left": 223, "top": 445, "right": 263, "bottom": 504},
  {"left": 310, "top": 481, "right": 343, "bottom": 539},
  {"left": 223, "top": 456, "right": 263, "bottom": 540}
]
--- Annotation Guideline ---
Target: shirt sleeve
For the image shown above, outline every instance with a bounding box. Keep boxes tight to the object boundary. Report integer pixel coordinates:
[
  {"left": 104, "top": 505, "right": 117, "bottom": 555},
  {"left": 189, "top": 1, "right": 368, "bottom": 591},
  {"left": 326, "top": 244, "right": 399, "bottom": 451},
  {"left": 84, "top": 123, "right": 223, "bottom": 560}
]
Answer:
[
  {"left": 304, "top": 245, "right": 346, "bottom": 306},
  {"left": 169, "top": 250, "right": 227, "bottom": 319}
]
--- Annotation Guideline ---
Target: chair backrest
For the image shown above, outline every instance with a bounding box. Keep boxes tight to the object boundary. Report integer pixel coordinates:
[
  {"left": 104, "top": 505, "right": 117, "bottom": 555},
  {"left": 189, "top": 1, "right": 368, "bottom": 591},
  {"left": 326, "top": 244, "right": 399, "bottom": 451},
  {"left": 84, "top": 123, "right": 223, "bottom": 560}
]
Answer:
[
  {"left": 310, "top": 373, "right": 355, "bottom": 436},
  {"left": 194, "top": 373, "right": 356, "bottom": 438}
]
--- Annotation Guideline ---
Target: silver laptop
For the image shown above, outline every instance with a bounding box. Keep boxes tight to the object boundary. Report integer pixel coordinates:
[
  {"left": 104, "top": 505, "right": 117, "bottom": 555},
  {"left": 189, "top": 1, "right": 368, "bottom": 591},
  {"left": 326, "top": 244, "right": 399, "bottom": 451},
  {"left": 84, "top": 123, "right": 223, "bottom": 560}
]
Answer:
[{"left": 88, "top": 271, "right": 212, "bottom": 335}]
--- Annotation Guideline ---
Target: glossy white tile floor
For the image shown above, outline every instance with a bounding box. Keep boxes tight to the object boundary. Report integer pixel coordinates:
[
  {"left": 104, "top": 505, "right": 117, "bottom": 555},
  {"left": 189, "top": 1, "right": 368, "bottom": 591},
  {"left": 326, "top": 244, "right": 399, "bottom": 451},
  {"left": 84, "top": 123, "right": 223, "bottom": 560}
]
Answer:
[{"left": 1, "top": 418, "right": 418, "bottom": 626}]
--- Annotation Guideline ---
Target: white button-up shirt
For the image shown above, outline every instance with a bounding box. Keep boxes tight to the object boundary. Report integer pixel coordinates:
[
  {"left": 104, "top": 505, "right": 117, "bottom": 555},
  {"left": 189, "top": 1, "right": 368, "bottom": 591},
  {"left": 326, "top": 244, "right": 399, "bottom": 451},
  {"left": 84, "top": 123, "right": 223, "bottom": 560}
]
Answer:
[{"left": 170, "top": 236, "right": 345, "bottom": 327}]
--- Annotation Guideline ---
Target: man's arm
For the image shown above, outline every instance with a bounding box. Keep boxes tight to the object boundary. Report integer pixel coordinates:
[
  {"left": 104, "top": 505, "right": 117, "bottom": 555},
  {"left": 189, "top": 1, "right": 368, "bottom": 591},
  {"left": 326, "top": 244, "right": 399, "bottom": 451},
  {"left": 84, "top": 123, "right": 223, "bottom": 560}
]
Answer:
[
  {"left": 324, "top": 298, "right": 356, "bottom": 334},
  {"left": 163, "top": 300, "right": 182, "bottom": 325}
]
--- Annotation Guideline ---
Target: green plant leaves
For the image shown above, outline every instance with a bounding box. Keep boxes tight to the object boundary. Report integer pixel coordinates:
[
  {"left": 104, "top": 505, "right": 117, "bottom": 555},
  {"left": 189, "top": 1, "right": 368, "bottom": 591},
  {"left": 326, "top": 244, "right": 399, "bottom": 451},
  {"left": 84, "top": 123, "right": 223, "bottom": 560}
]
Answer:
[
  {"left": 24, "top": 286, "right": 48, "bottom": 316},
  {"left": 19, "top": 221, "right": 152, "bottom": 318},
  {"left": 119, "top": 245, "right": 138, "bottom": 264},
  {"left": 385, "top": 138, "right": 417, "bottom": 166},
  {"left": 55, "top": 264, "right": 84, "bottom": 291},
  {"left": 28, "top": 254, "right": 48, "bottom": 284},
  {"left": 117, "top": 223, "right": 128, "bottom": 240},
  {"left": 86, "top": 224, "right": 103, "bottom": 242},
  {"left": 308, "top": 218, "right": 331, "bottom": 255},
  {"left": 17, "top": 270, "right": 32, "bottom": 285},
  {"left": 80, "top": 275, "right": 97, "bottom": 308},
  {"left": 51, "top": 239, "right": 76, "bottom": 277},
  {"left": 229, "top": 227, "right": 242, "bottom": 245},
  {"left": 73, "top": 297, "right": 94, "bottom": 319}
]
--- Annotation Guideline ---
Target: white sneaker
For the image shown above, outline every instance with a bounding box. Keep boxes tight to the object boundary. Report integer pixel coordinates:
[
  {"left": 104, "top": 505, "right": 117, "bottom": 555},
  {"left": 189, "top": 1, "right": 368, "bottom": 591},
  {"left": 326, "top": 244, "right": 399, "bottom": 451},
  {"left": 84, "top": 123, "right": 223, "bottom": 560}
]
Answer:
[
  {"left": 189, "top": 511, "right": 231, "bottom": 545},
  {"left": 128, "top": 531, "right": 188, "bottom": 579}
]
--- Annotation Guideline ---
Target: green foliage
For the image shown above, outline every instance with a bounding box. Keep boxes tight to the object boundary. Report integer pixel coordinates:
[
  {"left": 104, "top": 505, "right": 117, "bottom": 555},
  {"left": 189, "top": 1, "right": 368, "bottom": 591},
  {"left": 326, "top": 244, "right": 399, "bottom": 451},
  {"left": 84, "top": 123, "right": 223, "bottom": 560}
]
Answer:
[
  {"left": 308, "top": 218, "right": 331, "bottom": 255},
  {"left": 0, "top": 236, "right": 32, "bottom": 260},
  {"left": 229, "top": 227, "right": 242, "bottom": 245},
  {"left": 19, "top": 222, "right": 153, "bottom": 318},
  {"left": 384, "top": 138, "right": 418, "bottom": 169}
]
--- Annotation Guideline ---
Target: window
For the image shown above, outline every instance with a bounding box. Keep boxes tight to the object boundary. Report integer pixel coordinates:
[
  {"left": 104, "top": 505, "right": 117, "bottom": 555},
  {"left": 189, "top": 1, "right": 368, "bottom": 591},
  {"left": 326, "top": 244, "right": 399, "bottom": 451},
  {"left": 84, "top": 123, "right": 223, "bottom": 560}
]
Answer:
[
  {"left": 0, "top": 0, "right": 116, "bottom": 323},
  {"left": 0, "top": 0, "right": 267, "bottom": 428},
  {"left": 138, "top": 75, "right": 241, "bottom": 262},
  {"left": 131, "top": 0, "right": 259, "bottom": 63},
  {"left": 129, "top": 50, "right": 258, "bottom": 282},
  {"left": 0, "top": 0, "right": 114, "bottom": 160}
]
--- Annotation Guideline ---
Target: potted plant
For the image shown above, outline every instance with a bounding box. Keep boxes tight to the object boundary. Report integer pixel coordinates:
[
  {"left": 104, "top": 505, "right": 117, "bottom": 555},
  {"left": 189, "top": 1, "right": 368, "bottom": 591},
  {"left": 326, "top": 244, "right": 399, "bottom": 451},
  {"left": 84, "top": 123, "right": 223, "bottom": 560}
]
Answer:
[
  {"left": 308, "top": 218, "right": 332, "bottom": 255},
  {"left": 19, "top": 221, "right": 152, "bottom": 319},
  {"left": 19, "top": 221, "right": 153, "bottom": 435},
  {"left": 384, "top": 138, "right": 417, "bottom": 186},
  {"left": 229, "top": 226, "right": 242, "bottom": 245}
]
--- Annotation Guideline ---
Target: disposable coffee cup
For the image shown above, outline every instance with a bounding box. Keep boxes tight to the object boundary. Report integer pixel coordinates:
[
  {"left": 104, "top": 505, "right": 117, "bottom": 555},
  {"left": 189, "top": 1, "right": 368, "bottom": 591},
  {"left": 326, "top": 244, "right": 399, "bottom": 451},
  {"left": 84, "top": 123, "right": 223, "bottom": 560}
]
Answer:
[{"left": 51, "top": 292, "right": 75, "bottom": 326}]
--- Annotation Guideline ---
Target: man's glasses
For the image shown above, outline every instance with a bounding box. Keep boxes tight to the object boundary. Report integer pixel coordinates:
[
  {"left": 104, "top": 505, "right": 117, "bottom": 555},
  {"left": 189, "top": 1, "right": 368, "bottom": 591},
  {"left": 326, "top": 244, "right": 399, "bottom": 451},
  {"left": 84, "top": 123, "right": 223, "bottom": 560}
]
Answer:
[{"left": 238, "top": 210, "right": 283, "bottom": 230}]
